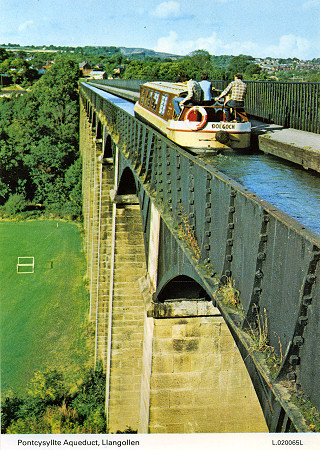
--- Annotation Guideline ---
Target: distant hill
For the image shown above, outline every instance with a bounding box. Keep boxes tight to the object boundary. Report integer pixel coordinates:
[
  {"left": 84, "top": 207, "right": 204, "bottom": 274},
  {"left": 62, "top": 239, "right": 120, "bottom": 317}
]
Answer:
[
  {"left": 119, "top": 46, "right": 181, "bottom": 59},
  {"left": 1, "top": 43, "right": 182, "bottom": 59}
]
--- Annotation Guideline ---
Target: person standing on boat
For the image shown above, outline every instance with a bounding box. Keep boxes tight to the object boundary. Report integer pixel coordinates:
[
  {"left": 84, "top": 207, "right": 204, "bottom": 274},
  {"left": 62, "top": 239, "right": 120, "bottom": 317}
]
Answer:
[
  {"left": 199, "top": 73, "right": 213, "bottom": 104},
  {"left": 215, "top": 73, "right": 247, "bottom": 121},
  {"left": 173, "top": 76, "right": 203, "bottom": 116}
]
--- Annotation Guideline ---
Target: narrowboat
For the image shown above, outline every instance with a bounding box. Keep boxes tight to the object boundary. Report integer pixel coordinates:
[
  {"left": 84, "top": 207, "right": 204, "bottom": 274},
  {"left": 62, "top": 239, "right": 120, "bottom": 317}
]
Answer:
[{"left": 134, "top": 81, "right": 251, "bottom": 153}]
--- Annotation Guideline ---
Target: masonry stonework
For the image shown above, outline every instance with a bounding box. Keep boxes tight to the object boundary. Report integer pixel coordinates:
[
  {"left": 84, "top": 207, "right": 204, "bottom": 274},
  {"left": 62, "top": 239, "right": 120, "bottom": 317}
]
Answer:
[
  {"left": 147, "top": 314, "right": 268, "bottom": 433},
  {"left": 106, "top": 204, "right": 147, "bottom": 432}
]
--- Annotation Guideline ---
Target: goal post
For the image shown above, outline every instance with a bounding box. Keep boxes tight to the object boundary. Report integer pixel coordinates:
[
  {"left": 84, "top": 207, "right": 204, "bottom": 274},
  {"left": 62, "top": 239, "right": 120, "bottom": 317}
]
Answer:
[{"left": 17, "top": 257, "right": 35, "bottom": 274}]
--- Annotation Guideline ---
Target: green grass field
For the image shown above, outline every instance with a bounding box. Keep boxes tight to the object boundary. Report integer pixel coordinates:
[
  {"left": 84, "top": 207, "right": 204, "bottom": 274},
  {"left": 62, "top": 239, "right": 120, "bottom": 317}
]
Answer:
[{"left": 0, "top": 220, "right": 92, "bottom": 396}]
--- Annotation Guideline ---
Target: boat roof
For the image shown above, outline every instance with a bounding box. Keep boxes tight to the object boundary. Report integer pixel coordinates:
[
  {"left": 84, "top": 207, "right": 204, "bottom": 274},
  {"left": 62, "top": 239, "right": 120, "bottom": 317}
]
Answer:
[{"left": 142, "top": 81, "right": 187, "bottom": 95}]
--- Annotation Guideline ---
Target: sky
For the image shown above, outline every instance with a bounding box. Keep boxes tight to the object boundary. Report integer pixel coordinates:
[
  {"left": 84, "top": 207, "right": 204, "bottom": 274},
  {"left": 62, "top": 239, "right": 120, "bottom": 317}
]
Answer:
[{"left": 0, "top": 0, "right": 319, "bottom": 59}]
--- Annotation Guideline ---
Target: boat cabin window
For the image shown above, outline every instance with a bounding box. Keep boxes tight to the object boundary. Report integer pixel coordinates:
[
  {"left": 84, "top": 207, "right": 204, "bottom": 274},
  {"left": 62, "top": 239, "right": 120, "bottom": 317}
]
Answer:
[
  {"left": 151, "top": 92, "right": 160, "bottom": 111},
  {"left": 145, "top": 90, "right": 153, "bottom": 108},
  {"left": 140, "top": 87, "right": 147, "bottom": 105},
  {"left": 159, "top": 94, "right": 168, "bottom": 116}
]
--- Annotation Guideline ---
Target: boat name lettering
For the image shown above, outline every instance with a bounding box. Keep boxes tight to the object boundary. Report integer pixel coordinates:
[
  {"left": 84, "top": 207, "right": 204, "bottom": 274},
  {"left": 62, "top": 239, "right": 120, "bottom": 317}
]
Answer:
[{"left": 212, "top": 124, "right": 236, "bottom": 130}]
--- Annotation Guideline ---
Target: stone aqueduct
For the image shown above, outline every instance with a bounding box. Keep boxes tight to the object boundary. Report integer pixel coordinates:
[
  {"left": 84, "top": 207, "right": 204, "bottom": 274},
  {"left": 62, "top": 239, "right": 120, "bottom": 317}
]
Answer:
[{"left": 79, "top": 82, "right": 320, "bottom": 433}]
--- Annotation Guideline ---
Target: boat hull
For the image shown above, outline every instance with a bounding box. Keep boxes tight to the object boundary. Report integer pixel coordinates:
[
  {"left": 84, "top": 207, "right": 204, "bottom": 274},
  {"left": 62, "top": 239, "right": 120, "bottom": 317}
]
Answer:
[{"left": 134, "top": 102, "right": 251, "bottom": 153}]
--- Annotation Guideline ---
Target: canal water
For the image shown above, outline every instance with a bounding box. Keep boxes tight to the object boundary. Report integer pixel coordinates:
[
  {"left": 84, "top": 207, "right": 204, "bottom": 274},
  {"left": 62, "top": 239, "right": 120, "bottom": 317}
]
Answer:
[
  {"left": 85, "top": 83, "right": 135, "bottom": 115},
  {"left": 200, "top": 151, "right": 320, "bottom": 236},
  {"left": 88, "top": 84, "right": 320, "bottom": 236}
]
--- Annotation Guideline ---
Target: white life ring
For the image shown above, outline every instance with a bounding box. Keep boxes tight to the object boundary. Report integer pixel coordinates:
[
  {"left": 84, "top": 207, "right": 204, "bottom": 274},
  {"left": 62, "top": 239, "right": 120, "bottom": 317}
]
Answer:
[{"left": 185, "top": 106, "right": 208, "bottom": 130}]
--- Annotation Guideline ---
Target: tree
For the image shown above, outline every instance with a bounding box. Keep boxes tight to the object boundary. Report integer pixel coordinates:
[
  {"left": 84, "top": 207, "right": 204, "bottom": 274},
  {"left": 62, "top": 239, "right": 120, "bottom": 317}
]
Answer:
[
  {"left": 1, "top": 396, "right": 23, "bottom": 433},
  {"left": 226, "top": 55, "right": 254, "bottom": 78},
  {"left": 244, "top": 63, "right": 262, "bottom": 79},
  {"left": 307, "top": 73, "right": 320, "bottom": 82},
  {"left": 183, "top": 50, "right": 214, "bottom": 79},
  {"left": 32, "top": 56, "right": 80, "bottom": 103},
  {"left": 0, "top": 47, "right": 9, "bottom": 63},
  {"left": 70, "top": 363, "right": 106, "bottom": 432},
  {"left": 211, "top": 69, "right": 225, "bottom": 80}
]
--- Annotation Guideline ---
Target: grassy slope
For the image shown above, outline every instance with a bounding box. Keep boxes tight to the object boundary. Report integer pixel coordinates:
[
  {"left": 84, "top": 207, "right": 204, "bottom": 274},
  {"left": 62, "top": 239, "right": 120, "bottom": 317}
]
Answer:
[{"left": 0, "top": 220, "right": 92, "bottom": 396}]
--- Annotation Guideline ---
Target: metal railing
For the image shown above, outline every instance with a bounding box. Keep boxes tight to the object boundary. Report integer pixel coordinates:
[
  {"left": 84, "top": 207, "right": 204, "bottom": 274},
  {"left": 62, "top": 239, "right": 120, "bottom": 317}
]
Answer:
[
  {"left": 89, "top": 78, "right": 320, "bottom": 134},
  {"left": 244, "top": 81, "right": 319, "bottom": 133}
]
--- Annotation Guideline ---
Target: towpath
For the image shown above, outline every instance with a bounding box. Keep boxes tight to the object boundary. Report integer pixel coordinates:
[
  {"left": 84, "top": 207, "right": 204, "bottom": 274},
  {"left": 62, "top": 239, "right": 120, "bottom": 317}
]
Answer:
[{"left": 251, "top": 120, "right": 320, "bottom": 173}]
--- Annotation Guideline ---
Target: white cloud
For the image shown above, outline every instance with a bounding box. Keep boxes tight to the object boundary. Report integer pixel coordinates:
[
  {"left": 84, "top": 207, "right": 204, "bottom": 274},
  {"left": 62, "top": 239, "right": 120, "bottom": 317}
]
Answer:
[
  {"left": 155, "top": 30, "right": 259, "bottom": 56},
  {"left": 155, "top": 31, "right": 313, "bottom": 59},
  {"left": 152, "top": 1, "right": 181, "bottom": 19},
  {"left": 264, "top": 34, "right": 311, "bottom": 59},
  {"left": 155, "top": 31, "right": 181, "bottom": 53},
  {"left": 18, "top": 20, "right": 34, "bottom": 32}
]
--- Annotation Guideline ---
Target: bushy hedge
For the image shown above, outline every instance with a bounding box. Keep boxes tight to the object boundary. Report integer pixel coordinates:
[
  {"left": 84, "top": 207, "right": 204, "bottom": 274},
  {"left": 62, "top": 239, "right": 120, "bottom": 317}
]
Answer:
[{"left": 1, "top": 365, "right": 107, "bottom": 434}]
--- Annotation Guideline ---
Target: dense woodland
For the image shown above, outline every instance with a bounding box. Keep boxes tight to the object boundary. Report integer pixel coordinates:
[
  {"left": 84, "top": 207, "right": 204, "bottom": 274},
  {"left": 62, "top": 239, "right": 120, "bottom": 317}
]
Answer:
[
  {"left": 121, "top": 51, "right": 264, "bottom": 80},
  {"left": 0, "top": 56, "right": 82, "bottom": 219}
]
